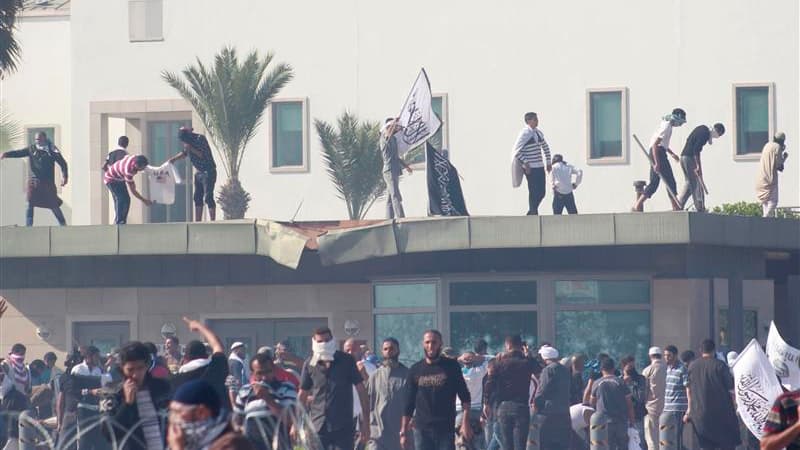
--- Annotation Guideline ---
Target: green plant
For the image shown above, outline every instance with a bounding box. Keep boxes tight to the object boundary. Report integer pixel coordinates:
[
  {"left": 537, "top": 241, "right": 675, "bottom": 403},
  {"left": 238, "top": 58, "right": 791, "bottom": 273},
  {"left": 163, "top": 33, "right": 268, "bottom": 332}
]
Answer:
[
  {"left": 0, "top": 0, "right": 24, "bottom": 78},
  {"left": 162, "top": 47, "right": 293, "bottom": 219},
  {"left": 0, "top": 108, "right": 22, "bottom": 149},
  {"left": 712, "top": 201, "right": 799, "bottom": 219},
  {"left": 316, "top": 112, "right": 385, "bottom": 220}
]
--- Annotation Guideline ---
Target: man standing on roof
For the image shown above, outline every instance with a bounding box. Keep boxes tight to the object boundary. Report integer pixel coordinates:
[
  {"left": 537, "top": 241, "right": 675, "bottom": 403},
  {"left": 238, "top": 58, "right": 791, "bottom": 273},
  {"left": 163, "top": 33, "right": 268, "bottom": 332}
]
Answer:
[
  {"left": 632, "top": 108, "right": 686, "bottom": 212},
  {"left": 169, "top": 126, "right": 217, "bottom": 221},
  {"left": 511, "top": 112, "right": 552, "bottom": 215},
  {"left": 381, "top": 118, "right": 413, "bottom": 219}
]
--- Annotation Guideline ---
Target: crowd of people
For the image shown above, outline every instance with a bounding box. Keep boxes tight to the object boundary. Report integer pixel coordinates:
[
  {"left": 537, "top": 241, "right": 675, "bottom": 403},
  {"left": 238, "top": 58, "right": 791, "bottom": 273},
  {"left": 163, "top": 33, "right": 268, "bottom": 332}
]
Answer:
[
  {"left": 0, "top": 295, "right": 798, "bottom": 450},
  {"left": 0, "top": 111, "right": 791, "bottom": 225}
]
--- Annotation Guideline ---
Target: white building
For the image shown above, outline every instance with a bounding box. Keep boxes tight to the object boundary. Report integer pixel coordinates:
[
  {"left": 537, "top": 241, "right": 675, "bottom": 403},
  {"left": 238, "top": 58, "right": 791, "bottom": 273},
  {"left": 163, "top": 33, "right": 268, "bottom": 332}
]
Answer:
[{"left": 1, "top": 0, "right": 797, "bottom": 225}]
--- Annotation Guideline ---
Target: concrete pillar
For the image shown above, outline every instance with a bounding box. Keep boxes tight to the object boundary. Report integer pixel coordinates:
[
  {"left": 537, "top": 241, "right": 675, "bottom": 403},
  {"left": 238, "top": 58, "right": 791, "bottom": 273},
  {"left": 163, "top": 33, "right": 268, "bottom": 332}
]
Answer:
[
  {"left": 89, "top": 113, "right": 109, "bottom": 225},
  {"left": 728, "top": 276, "right": 744, "bottom": 351},
  {"left": 781, "top": 275, "right": 800, "bottom": 346}
]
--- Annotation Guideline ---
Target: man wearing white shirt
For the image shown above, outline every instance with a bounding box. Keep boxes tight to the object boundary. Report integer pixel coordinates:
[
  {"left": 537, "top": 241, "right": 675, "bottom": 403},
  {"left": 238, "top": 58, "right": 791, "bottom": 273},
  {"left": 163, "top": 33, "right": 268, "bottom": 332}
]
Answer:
[
  {"left": 550, "top": 154, "right": 582, "bottom": 215},
  {"left": 70, "top": 346, "right": 103, "bottom": 376},
  {"left": 632, "top": 108, "right": 686, "bottom": 212}
]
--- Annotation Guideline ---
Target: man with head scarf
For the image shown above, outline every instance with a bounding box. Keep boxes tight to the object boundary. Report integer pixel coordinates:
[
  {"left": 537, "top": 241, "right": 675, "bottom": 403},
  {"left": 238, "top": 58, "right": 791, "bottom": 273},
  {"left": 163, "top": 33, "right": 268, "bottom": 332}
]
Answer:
[
  {"left": 632, "top": 108, "right": 687, "bottom": 212},
  {"left": 167, "top": 379, "right": 236, "bottom": 450},
  {"left": 756, "top": 132, "right": 789, "bottom": 217},
  {"left": 532, "top": 345, "right": 571, "bottom": 450},
  {"left": 1, "top": 344, "right": 32, "bottom": 450},
  {"left": 169, "top": 127, "right": 217, "bottom": 221},
  {"left": 1, "top": 131, "right": 68, "bottom": 226},
  {"left": 299, "top": 327, "right": 370, "bottom": 450}
]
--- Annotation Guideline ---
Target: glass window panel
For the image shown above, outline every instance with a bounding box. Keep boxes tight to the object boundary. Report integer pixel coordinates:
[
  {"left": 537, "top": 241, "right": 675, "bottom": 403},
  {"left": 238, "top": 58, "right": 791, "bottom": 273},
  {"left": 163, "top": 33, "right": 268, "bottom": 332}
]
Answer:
[
  {"left": 374, "top": 313, "right": 435, "bottom": 367},
  {"left": 73, "top": 321, "right": 131, "bottom": 356},
  {"left": 406, "top": 96, "right": 444, "bottom": 165},
  {"left": 589, "top": 91, "right": 622, "bottom": 158},
  {"left": 556, "top": 310, "right": 650, "bottom": 367},
  {"left": 450, "top": 311, "right": 537, "bottom": 356},
  {"left": 26, "top": 127, "right": 55, "bottom": 146},
  {"left": 374, "top": 283, "right": 437, "bottom": 308},
  {"left": 736, "top": 87, "right": 769, "bottom": 155},
  {"left": 450, "top": 281, "right": 536, "bottom": 306},
  {"left": 555, "top": 280, "right": 650, "bottom": 305},
  {"left": 272, "top": 102, "right": 304, "bottom": 167},
  {"left": 718, "top": 308, "right": 758, "bottom": 347}
]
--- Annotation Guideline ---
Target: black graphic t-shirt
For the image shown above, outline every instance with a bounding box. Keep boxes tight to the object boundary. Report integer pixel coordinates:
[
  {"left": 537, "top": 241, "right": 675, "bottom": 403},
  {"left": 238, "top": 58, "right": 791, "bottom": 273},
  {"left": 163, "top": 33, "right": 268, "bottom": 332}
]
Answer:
[{"left": 405, "top": 357, "right": 470, "bottom": 433}]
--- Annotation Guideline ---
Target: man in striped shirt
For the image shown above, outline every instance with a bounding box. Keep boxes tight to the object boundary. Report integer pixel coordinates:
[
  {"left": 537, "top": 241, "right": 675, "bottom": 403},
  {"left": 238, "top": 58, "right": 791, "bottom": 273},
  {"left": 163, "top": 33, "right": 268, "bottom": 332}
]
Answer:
[
  {"left": 233, "top": 352, "right": 297, "bottom": 450},
  {"left": 663, "top": 345, "right": 689, "bottom": 450},
  {"left": 512, "top": 112, "right": 552, "bottom": 215},
  {"left": 103, "top": 154, "right": 152, "bottom": 224}
]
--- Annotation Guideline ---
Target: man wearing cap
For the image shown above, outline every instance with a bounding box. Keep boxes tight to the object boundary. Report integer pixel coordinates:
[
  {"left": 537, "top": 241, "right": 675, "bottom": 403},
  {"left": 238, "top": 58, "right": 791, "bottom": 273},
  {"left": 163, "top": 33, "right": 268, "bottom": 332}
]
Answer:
[
  {"left": 756, "top": 132, "right": 789, "bottom": 217},
  {"left": 632, "top": 108, "right": 687, "bottom": 212},
  {"left": 167, "top": 379, "right": 241, "bottom": 450},
  {"left": 641, "top": 346, "right": 667, "bottom": 450},
  {"left": 381, "top": 118, "right": 413, "bottom": 219},
  {"left": 228, "top": 342, "right": 249, "bottom": 405},
  {"left": 532, "top": 345, "right": 571, "bottom": 450}
]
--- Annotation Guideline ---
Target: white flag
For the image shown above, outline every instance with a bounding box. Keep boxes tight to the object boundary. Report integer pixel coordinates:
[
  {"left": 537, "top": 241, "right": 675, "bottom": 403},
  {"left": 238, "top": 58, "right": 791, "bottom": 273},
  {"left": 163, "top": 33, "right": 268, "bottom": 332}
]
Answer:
[
  {"left": 766, "top": 321, "right": 800, "bottom": 390},
  {"left": 731, "top": 339, "right": 784, "bottom": 439},
  {"left": 395, "top": 68, "right": 441, "bottom": 157}
]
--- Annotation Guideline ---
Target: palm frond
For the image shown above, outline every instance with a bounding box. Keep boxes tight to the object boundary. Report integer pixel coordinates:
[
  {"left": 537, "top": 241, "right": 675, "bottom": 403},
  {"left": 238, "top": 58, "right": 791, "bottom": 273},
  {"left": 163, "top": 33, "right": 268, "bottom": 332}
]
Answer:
[
  {"left": 316, "top": 112, "right": 384, "bottom": 219},
  {"left": 0, "top": 0, "right": 25, "bottom": 77},
  {"left": 0, "top": 107, "right": 23, "bottom": 150}
]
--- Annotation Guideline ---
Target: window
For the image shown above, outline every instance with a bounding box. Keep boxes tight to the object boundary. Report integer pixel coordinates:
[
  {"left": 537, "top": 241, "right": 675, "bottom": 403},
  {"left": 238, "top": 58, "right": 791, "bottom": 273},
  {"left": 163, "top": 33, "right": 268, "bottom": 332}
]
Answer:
[
  {"left": 733, "top": 84, "right": 774, "bottom": 157},
  {"left": 718, "top": 308, "right": 758, "bottom": 346},
  {"left": 448, "top": 280, "right": 538, "bottom": 355},
  {"left": 73, "top": 321, "right": 131, "bottom": 356},
  {"left": 556, "top": 310, "right": 651, "bottom": 366},
  {"left": 556, "top": 280, "right": 651, "bottom": 365},
  {"left": 556, "top": 280, "right": 650, "bottom": 305},
  {"left": 586, "top": 88, "right": 628, "bottom": 163},
  {"left": 405, "top": 94, "right": 448, "bottom": 167},
  {"left": 207, "top": 317, "right": 328, "bottom": 360},
  {"left": 269, "top": 99, "right": 309, "bottom": 172},
  {"left": 148, "top": 120, "right": 192, "bottom": 223},
  {"left": 129, "top": 0, "right": 163, "bottom": 42},
  {"left": 373, "top": 282, "right": 437, "bottom": 366},
  {"left": 25, "top": 126, "right": 57, "bottom": 147}
]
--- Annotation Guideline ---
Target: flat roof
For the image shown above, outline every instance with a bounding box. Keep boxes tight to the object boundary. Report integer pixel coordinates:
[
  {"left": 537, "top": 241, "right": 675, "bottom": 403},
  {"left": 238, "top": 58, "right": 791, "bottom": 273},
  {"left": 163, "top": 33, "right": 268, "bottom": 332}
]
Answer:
[{"left": 1, "top": 213, "right": 798, "bottom": 269}]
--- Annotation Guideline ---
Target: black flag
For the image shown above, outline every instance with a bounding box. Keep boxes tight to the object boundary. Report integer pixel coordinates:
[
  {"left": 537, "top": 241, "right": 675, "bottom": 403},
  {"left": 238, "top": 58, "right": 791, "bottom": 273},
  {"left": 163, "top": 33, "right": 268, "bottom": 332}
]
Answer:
[{"left": 426, "top": 143, "right": 468, "bottom": 216}]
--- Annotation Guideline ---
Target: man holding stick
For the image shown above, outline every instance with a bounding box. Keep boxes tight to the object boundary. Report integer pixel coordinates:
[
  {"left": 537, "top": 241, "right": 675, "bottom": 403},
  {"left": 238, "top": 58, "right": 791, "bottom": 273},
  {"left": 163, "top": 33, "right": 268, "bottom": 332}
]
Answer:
[
  {"left": 381, "top": 118, "right": 413, "bottom": 219},
  {"left": 632, "top": 108, "right": 686, "bottom": 212},
  {"left": 676, "top": 123, "right": 725, "bottom": 212}
]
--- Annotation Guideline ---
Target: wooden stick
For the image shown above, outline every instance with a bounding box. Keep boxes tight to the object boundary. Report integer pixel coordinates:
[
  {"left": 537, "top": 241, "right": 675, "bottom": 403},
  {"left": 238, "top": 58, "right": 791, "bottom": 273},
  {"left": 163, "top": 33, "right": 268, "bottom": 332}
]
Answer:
[{"left": 632, "top": 134, "right": 681, "bottom": 205}]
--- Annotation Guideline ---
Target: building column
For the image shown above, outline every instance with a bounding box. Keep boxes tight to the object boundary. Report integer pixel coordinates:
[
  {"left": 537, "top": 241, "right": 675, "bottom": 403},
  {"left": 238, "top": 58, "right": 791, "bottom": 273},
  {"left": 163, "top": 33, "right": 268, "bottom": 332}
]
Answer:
[
  {"left": 782, "top": 275, "right": 800, "bottom": 346},
  {"left": 89, "top": 113, "right": 109, "bottom": 225},
  {"left": 727, "top": 276, "right": 744, "bottom": 351}
]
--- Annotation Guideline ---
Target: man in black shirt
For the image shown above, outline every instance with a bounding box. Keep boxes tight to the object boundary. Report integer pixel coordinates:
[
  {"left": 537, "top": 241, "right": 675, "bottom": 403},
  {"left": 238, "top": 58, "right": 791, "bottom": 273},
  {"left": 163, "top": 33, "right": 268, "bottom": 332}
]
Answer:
[
  {"left": 482, "top": 335, "right": 537, "bottom": 450},
  {"left": 401, "top": 330, "right": 472, "bottom": 450},
  {"left": 299, "top": 327, "right": 369, "bottom": 450},
  {"left": 590, "top": 358, "right": 634, "bottom": 450},
  {"left": 1, "top": 131, "right": 68, "bottom": 226},
  {"left": 171, "top": 317, "right": 229, "bottom": 409},
  {"left": 532, "top": 346, "right": 571, "bottom": 450},
  {"left": 169, "top": 127, "right": 217, "bottom": 221},
  {"left": 676, "top": 123, "right": 725, "bottom": 212}
]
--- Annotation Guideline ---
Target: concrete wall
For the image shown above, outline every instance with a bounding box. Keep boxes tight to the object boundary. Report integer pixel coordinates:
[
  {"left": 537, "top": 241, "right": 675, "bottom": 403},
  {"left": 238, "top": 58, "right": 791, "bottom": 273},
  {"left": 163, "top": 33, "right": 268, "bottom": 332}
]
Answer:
[
  {"left": 0, "top": 283, "right": 371, "bottom": 361},
  {"left": 1, "top": 13, "right": 71, "bottom": 226},
  {"left": 2, "top": 0, "right": 792, "bottom": 225}
]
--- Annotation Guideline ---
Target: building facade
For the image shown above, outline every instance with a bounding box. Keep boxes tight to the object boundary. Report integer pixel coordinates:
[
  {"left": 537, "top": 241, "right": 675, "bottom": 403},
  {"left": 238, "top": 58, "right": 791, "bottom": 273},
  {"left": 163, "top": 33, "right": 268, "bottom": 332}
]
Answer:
[
  {"left": 1, "top": 0, "right": 798, "bottom": 225},
  {"left": 1, "top": 214, "right": 798, "bottom": 367}
]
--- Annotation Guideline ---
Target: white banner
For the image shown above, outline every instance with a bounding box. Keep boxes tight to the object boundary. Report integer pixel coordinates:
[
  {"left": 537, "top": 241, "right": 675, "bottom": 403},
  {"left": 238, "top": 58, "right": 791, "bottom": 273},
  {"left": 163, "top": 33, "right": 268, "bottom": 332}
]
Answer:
[
  {"left": 766, "top": 321, "right": 800, "bottom": 390},
  {"left": 731, "top": 339, "right": 784, "bottom": 439},
  {"left": 395, "top": 68, "right": 441, "bottom": 157}
]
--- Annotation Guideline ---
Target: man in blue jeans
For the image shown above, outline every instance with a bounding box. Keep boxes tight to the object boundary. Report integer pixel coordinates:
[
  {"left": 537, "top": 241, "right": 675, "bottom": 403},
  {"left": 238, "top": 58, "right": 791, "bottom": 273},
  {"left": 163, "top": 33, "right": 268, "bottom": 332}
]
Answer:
[
  {"left": 401, "top": 330, "right": 473, "bottom": 450},
  {"left": 483, "top": 336, "right": 537, "bottom": 450}
]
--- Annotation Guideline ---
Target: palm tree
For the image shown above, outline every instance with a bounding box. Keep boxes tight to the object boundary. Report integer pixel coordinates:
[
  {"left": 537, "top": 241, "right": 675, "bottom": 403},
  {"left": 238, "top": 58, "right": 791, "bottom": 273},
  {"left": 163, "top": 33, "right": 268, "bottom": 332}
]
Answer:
[
  {"left": 316, "top": 112, "right": 385, "bottom": 220},
  {"left": 0, "top": 108, "right": 23, "bottom": 150},
  {"left": 0, "top": 0, "right": 25, "bottom": 77},
  {"left": 162, "top": 47, "right": 293, "bottom": 219}
]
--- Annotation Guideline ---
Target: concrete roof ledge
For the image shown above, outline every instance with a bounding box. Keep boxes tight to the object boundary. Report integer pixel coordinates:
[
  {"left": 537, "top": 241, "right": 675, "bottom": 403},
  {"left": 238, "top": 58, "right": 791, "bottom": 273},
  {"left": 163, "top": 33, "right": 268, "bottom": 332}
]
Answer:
[
  {"left": 187, "top": 220, "right": 258, "bottom": 254},
  {"left": 51, "top": 225, "right": 118, "bottom": 256},
  {"left": 615, "top": 212, "right": 690, "bottom": 245},
  {"left": 317, "top": 221, "right": 398, "bottom": 266},
  {"left": 0, "top": 226, "right": 50, "bottom": 258},
  {"left": 119, "top": 223, "right": 188, "bottom": 255},
  {"left": 255, "top": 220, "right": 309, "bottom": 270}
]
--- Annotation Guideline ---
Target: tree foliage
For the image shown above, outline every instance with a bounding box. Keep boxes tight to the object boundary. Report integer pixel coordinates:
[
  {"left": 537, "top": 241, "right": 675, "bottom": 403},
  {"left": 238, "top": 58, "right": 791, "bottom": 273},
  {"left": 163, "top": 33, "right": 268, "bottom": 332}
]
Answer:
[
  {"left": 0, "top": 108, "right": 22, "bottom": 150},
  {"left": 711, "top": 201, "right": 799, "bottom": 219},
  {"left": 316, "top": 112, "right": 385, "bottom": 220},
  {"left": 162, "top": 47, "right": 293, "bottom": 218},
  {"left": 0, "top": 0, "right": 24, "bottom": 78}
]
